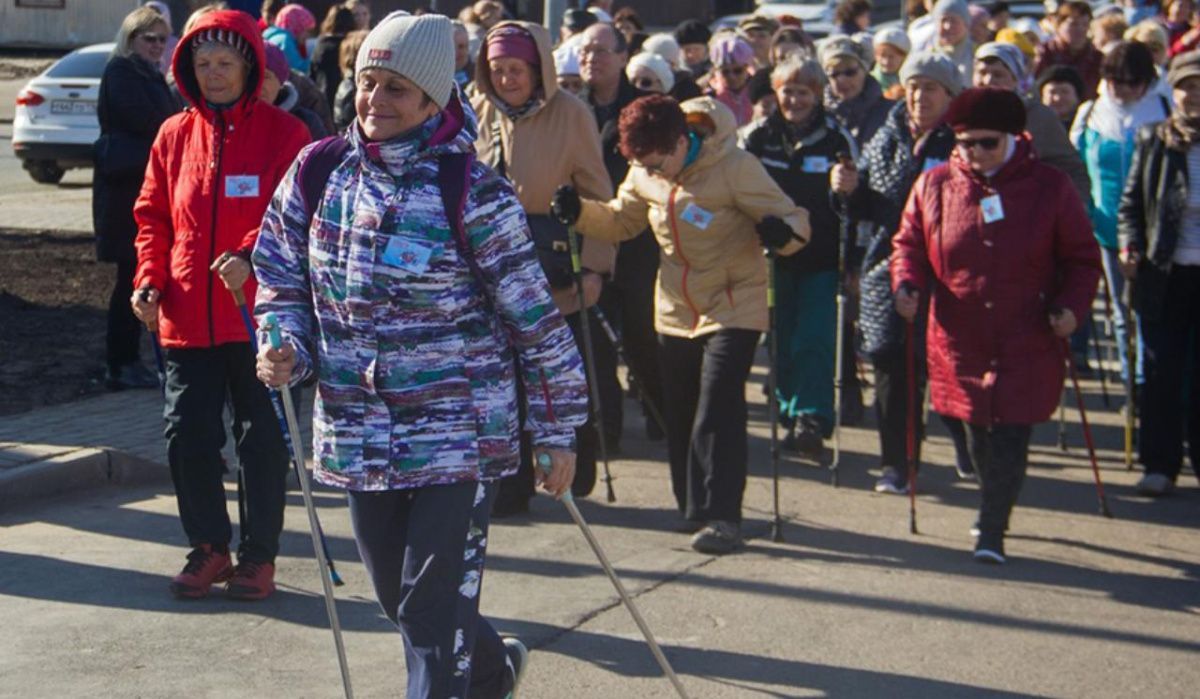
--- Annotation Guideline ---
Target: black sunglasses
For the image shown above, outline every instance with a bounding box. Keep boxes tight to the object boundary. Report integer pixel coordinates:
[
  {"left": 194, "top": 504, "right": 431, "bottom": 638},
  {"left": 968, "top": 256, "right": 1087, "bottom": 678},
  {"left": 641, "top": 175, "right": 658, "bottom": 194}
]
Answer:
[
  {"left": 138, "top": 33, "right": 167, "bottom": 44},
  {"left": 956, "top": 136, "right": 1003, "bottom": 151}
]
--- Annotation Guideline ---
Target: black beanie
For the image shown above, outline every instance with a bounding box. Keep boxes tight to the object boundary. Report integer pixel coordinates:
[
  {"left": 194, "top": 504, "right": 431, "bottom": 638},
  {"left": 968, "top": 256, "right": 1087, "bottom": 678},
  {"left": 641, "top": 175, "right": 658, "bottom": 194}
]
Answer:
[{"left": 674, "top": 19, "right": 711, "bottom": 47}]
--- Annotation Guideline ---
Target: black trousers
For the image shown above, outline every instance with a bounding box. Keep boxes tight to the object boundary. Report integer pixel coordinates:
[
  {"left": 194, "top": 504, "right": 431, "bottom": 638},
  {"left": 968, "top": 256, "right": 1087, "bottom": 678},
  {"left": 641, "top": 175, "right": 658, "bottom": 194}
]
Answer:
[
  {"left": 1139, "top": 264, "right": 1200, "bottom": 480},
  {"left": 659, "top": 328, "right": 761, "bottom": 523},
  {"left": 348, "top": 482, "right": 508, "bottom": 699},
  {"left": 603, "top": 231, "right": 663, "bottom": 436},
  {"left": 495, "top": 309, "right": 612, "bottom": 505},
  {"left": 872, "top": 349, "right": 927, "bottom": 473},
  {"left": 163, "top": 343, "right": 290, "bottom": 562},
  {"left": 106, "top": 256, "right": 142, "bottom": 371},
  {"left": 959, "top": 421, "right": 1034, "bottom": 536}
]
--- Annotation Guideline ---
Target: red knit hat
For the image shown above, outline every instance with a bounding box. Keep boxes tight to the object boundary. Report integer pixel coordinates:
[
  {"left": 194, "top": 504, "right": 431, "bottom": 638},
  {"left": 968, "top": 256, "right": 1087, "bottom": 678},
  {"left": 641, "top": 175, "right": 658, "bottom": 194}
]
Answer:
[{"left": 944, "top": 87, "right": 1026, "bottom": 134}]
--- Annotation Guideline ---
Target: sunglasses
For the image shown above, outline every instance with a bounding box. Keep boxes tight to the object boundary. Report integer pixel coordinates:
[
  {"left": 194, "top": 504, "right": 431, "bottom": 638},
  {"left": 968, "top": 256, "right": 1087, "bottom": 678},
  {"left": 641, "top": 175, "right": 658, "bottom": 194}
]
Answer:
[
  {"left": 720, "top": 66, "right": 747, "bottom": 77},
  {"left": 828, "top": 68, "right": 860, "bottom": 80},
  {"left": 138, "top": 33, "right": 167, "bottom": 44},
  {"left": 634, "top": 77, "right": 660, "bottom": 91},
  {"left": 955, "top": 136, "right": 1003, "bottom": 151}
]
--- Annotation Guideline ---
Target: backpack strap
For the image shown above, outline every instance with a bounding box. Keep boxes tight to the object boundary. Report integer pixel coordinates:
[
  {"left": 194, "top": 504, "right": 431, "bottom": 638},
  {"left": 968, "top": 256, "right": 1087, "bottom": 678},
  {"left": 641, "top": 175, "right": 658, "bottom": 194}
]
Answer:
[
  {"left": 297, "top": 135, "right": 351, "bottom": 225},
  {"left": 438, "top": 152, "right": 494, "bottom": 313}
]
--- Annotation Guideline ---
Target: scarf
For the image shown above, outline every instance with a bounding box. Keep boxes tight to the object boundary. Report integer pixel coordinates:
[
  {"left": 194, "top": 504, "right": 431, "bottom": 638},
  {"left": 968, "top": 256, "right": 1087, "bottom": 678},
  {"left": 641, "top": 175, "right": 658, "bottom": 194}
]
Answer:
[{"left": 492, "top": 90, "right": 545, "bottom": 122}]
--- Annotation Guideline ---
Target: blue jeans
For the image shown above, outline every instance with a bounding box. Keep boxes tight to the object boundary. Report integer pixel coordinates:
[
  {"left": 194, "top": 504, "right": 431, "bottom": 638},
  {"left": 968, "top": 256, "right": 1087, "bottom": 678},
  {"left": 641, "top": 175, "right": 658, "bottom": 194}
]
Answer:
[{"left": 1101, "top": 246, "right": 1144, "bottom": 384}]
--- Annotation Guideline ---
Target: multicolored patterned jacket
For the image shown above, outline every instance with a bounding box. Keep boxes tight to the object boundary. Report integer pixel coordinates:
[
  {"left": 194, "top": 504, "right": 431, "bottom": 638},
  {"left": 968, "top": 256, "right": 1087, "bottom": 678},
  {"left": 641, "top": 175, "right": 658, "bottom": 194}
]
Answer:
[{"left": 252, "top": 92, "right": 588, "bottom": 491}]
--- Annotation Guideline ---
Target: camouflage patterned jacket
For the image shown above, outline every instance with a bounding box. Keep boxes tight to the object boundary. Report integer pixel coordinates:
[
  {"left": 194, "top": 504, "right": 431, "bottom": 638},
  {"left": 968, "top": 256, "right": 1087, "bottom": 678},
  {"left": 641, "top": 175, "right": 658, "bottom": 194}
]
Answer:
[{"left": 252, "top": 93, "right": 588, "bottom": 491}]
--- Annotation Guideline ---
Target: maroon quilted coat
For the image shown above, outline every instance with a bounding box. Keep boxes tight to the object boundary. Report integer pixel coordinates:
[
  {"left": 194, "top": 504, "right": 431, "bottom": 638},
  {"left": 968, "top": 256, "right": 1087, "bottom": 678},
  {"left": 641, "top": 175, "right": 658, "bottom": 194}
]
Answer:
[{"left": 891, "top": 136, "right": 1101, "bottom": 426}]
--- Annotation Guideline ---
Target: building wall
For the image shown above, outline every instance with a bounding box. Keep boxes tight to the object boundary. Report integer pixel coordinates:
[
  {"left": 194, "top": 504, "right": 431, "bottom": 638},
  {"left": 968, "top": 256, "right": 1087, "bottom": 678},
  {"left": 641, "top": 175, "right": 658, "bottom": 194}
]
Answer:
[
  {"left": 297, "top": 1, "right": 726, "bottom": 29},
  {"left": 0, "top": 0, "right": 142, "bottom": 49}
]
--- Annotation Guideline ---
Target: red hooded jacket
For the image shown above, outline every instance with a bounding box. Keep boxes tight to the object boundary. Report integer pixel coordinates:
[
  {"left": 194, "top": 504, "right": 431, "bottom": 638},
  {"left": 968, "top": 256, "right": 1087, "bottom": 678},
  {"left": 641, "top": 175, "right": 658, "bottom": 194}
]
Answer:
[
  {"left": 891, "top": 136, "right": 1101, "bottom": 426},
  {"left": 133, "top": 10, "right": 311, "bottom": 348}
]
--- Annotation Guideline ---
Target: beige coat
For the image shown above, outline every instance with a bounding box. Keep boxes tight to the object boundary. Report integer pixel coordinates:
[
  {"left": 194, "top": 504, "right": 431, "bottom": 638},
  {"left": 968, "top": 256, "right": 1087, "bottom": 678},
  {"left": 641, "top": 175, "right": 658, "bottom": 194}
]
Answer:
[
  {"left": 576, "top": 97, "right": 810, "bottom": 338},
  {"left": 471, "top": 21, "right": 614, "bottom": 315}
]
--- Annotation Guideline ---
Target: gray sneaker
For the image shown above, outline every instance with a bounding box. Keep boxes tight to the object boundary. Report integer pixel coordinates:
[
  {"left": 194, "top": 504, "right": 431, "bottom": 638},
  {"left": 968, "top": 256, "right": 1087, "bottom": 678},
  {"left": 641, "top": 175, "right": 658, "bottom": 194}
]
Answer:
[
  {"left": 1136, "top": 473, "right": 1174, "bottom": 497},
  {"left": 690, "top": 520, "right": 743, "bottom": 554},
  {"left": 502, "top": 637, "right": 529, "bottom": 698}
]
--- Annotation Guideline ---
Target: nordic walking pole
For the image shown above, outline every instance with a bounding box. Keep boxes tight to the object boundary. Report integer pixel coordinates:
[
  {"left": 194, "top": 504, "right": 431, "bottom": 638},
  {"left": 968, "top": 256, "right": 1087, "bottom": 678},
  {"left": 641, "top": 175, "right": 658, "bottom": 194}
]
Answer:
[
  {"left": 1099, "top": 272, "right": 1135, "bottom": 471},
  {"left": 220, "top": 269, "right": 345, "bottom": 590},
  {"left": 1090, "top": 316, "right": 1110, "bottom": 407},
  {"left": 829, "top": 157, "right": 854, "bottom": 488},
  {"left": 765, "top": 249, "right": 784, "bottom": 542},
  {"left": 1062, "top": 339, "right": 1114, "bottom": 518},
  {"left": 138, "top": 288, "right": 166, "bottom": 397},
  {"left": 905, "top": 319, "right": 918, "bottom": 535},
  {"left": 591, "top": 305, "right": 668, "bottom": 436},
  {"left": 1057, "top": 385, "right": 1068, "bottom": 451},
  {"left": 262, "top": 313, "right": 354, "bottom": 699},
  {"left": 567, "top": 225, "right": 616, "bottom": 502},
  {"left": 536, "top": 455, "right": 690, "bottom": 699}
]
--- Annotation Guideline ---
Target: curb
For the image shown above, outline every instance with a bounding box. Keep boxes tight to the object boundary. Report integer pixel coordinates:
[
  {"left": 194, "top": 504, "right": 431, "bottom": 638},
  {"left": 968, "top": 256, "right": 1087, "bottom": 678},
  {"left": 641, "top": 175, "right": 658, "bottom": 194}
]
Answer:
[{"left": 0, "top": 447, "right": 168, "bottom": 514}]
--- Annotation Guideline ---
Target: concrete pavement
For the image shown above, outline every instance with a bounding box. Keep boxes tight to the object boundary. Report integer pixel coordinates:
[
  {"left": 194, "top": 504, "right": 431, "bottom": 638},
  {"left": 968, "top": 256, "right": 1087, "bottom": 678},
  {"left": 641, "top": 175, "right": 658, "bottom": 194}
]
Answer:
[{"left": 1, "top": 359, "right": 1198, "bottom": 698}]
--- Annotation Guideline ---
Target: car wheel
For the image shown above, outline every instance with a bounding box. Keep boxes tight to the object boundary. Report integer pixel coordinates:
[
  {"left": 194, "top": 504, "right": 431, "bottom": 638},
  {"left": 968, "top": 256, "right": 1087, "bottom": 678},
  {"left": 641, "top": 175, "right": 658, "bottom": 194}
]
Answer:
[{"left": 26, "top": 161, "right": 65, "bottom": 184}]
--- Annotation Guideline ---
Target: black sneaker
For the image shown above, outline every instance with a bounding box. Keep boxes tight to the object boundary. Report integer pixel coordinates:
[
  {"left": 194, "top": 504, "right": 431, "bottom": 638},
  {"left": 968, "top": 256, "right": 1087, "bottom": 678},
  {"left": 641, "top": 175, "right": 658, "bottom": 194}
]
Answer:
[
  {"left": 973, "top": 532, "right": 1006, "bottom": 564},
  {"left": 502, "top": 637, "right": 529, "bottom": 698},
  {"left": 691, "top": 520, "right": 743, "bottom": 554}
]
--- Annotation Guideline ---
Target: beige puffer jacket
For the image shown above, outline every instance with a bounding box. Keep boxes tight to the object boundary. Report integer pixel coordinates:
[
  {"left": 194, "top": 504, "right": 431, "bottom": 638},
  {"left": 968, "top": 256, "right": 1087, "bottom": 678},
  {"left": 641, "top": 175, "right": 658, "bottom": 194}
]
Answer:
[
  {"left": 575, "top": 97, "right": 810, "bottom": 338},
  {"left": 471, "top": 21, "right": 614, "bottom": 315}
]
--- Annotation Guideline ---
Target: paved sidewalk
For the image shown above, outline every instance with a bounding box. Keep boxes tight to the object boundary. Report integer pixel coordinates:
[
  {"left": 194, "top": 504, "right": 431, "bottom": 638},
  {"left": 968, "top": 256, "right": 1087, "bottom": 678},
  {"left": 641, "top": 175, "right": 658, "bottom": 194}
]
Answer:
[{"left": 1, "top": 361, "right": 1198, "bottom": 698}]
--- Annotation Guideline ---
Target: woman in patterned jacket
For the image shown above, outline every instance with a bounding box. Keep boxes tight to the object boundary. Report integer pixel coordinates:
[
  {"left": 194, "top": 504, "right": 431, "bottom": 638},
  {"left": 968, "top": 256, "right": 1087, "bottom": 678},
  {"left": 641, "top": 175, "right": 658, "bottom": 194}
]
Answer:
[{"left": 253, "top": 15, "right": 588, "bottom": 699}]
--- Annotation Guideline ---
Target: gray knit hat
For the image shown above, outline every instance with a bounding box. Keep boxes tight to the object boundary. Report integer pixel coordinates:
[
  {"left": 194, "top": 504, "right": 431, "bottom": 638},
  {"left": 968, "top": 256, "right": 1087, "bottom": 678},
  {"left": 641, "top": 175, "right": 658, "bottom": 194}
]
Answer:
[
  {"left": 356, "top": 14, "right": 455, "bottom": 109},
  {"left": 975, "top": 41, "right": 1027, "bottom": 83},
  {"left": 932, "top": 0, "right": 971, "bottom": 22},
  {"left": 899, "top": 51, "right": 964, "bottom": 95},
  {"left": 818, "top": 36, "right": 871, "bottom": 70}
]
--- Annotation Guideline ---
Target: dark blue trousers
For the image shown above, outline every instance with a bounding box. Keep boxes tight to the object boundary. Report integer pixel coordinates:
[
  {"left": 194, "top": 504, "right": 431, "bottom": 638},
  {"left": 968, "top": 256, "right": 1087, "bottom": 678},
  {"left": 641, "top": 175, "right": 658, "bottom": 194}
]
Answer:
[{"left": 348, "top": 481, "right": 509, "bottom": 699}]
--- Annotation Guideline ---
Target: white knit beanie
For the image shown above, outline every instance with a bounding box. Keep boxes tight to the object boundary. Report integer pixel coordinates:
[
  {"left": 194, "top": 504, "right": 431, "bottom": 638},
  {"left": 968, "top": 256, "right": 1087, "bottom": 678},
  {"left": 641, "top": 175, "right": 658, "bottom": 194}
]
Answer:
[
  {"left": 626, "top": 52, "right": 675, "bottom": 93},
  {"left": 356, "top": 14, "right": 455, "bottom": 109}
]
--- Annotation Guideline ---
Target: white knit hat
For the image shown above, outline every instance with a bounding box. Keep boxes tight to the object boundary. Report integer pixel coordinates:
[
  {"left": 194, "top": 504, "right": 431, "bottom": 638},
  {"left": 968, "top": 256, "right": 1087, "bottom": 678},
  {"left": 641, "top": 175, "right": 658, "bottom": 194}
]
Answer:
[
  {"left": 626, "top": 52, "right": 675, "bottom": 93},
  {"left": 873, "top": 27, "right": 911, "bottom": 55},
  {"left": 356, "top": 14, "right": 455, "bottom": 109},
  {"left": 642, "top": 33, "right": 682, "bottom": 69}
]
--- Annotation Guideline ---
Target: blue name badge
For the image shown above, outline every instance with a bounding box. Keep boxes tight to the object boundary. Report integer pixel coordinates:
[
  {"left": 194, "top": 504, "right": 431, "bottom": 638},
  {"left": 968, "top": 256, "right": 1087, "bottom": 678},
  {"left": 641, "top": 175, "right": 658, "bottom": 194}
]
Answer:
[
  {"left": 921, "top": 158, "right": 946, "bottom": 173},
  {"left": 224, "top": 175, "right": 259, "bottom": 198},
  {"left": 679, "top": 202, "right": 714, "bottom": 230},
  {"left": 802, "top": 155, "right": 831, "bottom": 173},
  {"left": 382, "top": 237, "right": 433, "bottom": 275}
]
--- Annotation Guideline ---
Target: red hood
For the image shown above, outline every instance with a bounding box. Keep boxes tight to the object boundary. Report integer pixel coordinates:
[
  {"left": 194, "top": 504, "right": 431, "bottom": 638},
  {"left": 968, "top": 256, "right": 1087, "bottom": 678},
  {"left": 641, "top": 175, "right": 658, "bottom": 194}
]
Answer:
[{"left": 172, "top": 10, "right": 265, "bottom": 122}]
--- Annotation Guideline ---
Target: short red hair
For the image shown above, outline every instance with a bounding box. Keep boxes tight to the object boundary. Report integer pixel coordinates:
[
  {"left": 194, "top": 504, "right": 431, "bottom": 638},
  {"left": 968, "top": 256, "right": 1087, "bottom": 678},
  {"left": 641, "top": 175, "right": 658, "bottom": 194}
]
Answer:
[{"left": 618, "top": 95, "right": 687, "bottom": 161}]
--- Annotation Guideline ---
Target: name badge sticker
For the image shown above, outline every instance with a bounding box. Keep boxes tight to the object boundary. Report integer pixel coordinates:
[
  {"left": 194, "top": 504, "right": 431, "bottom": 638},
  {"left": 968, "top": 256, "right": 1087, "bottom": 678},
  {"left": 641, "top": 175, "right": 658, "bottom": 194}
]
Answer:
[
  {"left": 802, "top": 156, "right": 831, "bottom": 173},
  {"left": 679, "top": 202, "right": 714, "bottom": 230},
  {"left": 980, "top": 193, "right": 1005, "bottom": 223},
  {"left": 224, "top": 175, "right": 260, "bottom": 198},
  {"left": 382, "top": 237, "right": 434, "bottom": 274},
  {"left": 922, "top": 158, "right": 946, "bottom": 173}
]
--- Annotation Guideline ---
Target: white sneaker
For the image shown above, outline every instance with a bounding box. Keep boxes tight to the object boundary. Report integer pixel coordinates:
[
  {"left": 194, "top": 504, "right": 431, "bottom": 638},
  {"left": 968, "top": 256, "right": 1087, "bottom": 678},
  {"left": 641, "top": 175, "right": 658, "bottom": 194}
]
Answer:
[{"left": 874, "top": 467, "right": 909, "bottom": 494}]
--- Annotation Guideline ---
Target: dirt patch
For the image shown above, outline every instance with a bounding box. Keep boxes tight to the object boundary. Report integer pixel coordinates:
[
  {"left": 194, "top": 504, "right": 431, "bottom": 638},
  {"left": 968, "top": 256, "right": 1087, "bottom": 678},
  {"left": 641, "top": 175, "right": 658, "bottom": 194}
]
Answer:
[
  {"left": 0, "top": 58, "right": 55, "bottom": 81},
  {"left": 0, "top": 230, "right": 114, "bottom": 416}
]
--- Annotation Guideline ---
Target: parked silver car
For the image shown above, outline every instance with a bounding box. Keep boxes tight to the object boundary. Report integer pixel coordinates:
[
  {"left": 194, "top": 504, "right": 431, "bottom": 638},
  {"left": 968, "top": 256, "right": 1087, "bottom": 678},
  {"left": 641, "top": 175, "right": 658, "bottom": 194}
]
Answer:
[{"left": 12, "top": 42, "right": 112, "bottom": 184}]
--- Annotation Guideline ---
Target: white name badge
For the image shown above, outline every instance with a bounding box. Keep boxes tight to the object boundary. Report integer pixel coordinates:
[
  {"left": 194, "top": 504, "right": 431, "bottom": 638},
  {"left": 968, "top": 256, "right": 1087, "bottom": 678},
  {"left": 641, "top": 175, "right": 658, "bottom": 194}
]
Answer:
[
  {"left": 679, "top": 202, "right": 714, "bottom": 230},
  {"left": 802, "top": 155, "right": 831, "bottom": 173},
  {"left": 225, "top": 175, "right": 260, "bottom": 198},
  {"left": 980, "top": 193, "right": 1005, "bottom": 223}
]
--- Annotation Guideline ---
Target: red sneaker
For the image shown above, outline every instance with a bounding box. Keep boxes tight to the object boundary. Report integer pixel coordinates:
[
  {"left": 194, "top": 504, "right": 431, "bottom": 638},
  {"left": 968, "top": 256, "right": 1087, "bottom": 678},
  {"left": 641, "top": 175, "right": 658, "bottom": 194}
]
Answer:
[
  {"left": 225, "top": 560, "right": 276, "bottom": 601},
  {"left": 169, "top": 545, "right": 233, "bottom": 599}
]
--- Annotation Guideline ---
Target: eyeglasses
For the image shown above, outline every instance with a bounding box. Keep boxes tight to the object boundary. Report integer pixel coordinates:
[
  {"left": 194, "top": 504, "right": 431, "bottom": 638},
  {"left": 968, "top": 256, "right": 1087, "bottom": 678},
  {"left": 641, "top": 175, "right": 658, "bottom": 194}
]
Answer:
[
  {"left": 138, "top": 33, "right": 167, "bottom": 45},
  {"left": 580, "top": 45, "right": 617, "bottom": 58},
  {"left": 828, "top": 68, "right": 860, "bottom": 80},
  {"left": 719, "top": 66, "right": 747, "bottom": 78},
  {"left": 634, "top": 77, "right": 660, "bottom": 91},
  {"left": 955, "top": 136, "right": 1003, "bottom": 151}
]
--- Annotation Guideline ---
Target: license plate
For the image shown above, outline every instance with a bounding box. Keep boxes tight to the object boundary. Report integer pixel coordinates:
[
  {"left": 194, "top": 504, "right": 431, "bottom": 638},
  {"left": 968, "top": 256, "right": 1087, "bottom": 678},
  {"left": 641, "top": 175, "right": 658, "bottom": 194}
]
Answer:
[{"left": 50, "top": 100, "right": 95, "bottom": 115}]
